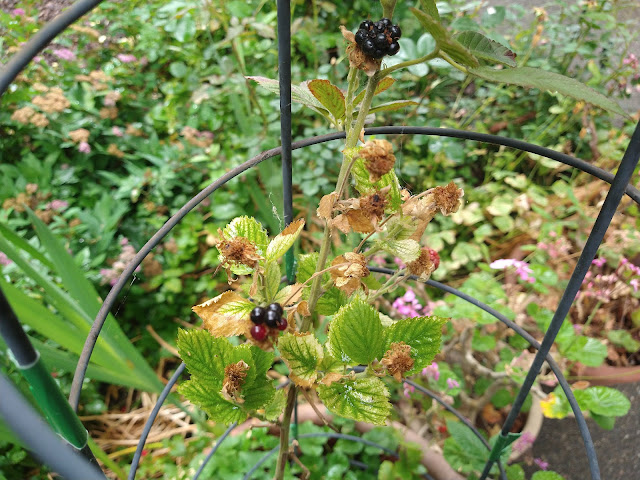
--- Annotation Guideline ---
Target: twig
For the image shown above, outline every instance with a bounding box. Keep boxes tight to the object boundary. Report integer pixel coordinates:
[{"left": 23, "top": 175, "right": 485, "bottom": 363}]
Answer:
[
  {"left": 300, "top": 388, "right": 338, "bottom": 432},
  {"left": 146, "top": 325, "right": 179, "bottom": 357}
]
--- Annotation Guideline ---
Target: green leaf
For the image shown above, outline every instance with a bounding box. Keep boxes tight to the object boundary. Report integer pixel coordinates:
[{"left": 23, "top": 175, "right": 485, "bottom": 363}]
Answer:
[
  {"left": 278, "top": 333, "right": 323, "bottom": 386},
  {"left": 0, "top": 222, "right": 54, "bottom": 270},
  {"left": 454, "top": 31, "right": 517, "bottom": 67},
  {"left": 368, "top": 100, "right": 419, "bottom": 114},
  {"left": 410, "top": 7, "right": 448, "bottom": 44},
  {"left": 590, "top": 412, "right": 616, "bottom": 430},
  {"left": 240, "top": 346, "right": 275, "bottom": 410},
  {"left": 418, "top": 0, "right": 440, "bottom": 21},
  {"left": 329, "top": 300, "right": 385, "bottom": 365},
  {"left": 505, "top": 464, "right": 525, "bottom": 480},
  {"left": 264, "top": 389, "right": 287, "bottom": 421},
  {"left": 384, "top": 316, "right": 446, "bottom": 375},
  {"left": 265, "top": 218, "right": 304, "bottom": 262},
  {"left": 223, "top": 216, "right": 269, "bottom": 254},
  {"left": 317, "top": 376, "right": 391, "bottom": 425},
  {"left": 607, "top": 330, "right": 640, "bottom": 352},
  {"left": 179, "top": 380, "right": 248, "bottom": 424},
  {"left": 307, "top": 79, "right": 346, "bottom": 121},
  {"left": 377, "top": 239, "right": 421, "bottom": 263},
  {"left": 351, "top": 158, "right": 402, "bottom": 211},
  {"left": 573, "top": 386, "right": 631, "bottom": 418},
  {"left": 469, "top": 66, "right": 627, "bottom": 117},
  {"left": 442, "top": 419, "right": 488, "bottom": 474},
  {"left": 297, "top": 253, "right": 347, "bottom": 316},
  {"left": 177, "top": 329, "right": 230, "bottom": 386},
  {"left": 562, "top": 337, "right": 607, "bottom": 367},
  {"left": 264, "top": 261, "right": 281, "bottom": 301},
  {"left": 246, "top": 76, "right": 330, "bottom": 117},
  {"left": 532, "top": 472, "right": 566, "bottom": 480},
  {"left": 353, "top": 76, "right": 395, "bottom": 105}
]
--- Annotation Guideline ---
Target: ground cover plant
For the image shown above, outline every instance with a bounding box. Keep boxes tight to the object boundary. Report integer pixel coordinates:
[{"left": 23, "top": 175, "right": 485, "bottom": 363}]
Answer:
[{"left": 0, "top": 0, "right": 638, "bottom": 479}]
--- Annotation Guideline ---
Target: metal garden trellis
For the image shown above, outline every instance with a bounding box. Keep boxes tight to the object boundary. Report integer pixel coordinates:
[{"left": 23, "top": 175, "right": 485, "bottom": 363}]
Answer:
[{"left": 1, "top": 1, "right": 640, "bottom": 479}]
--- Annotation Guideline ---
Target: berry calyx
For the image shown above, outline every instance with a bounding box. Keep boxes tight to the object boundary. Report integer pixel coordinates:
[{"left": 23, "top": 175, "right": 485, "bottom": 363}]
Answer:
[
  {"left": 250, "top": 324, "right": 267, "bottom": 341},
  {"left": 354, "top": 17, "right": 402, "bottom": 59},
  {"left": 277, "top": 318, "right": 288, "bottom": 331},
  {"left": 265, "top": 309, "right": 280, "bottom": 328},
  {"left": 250, "top": 306, "right": 266, "bottom": 324}
]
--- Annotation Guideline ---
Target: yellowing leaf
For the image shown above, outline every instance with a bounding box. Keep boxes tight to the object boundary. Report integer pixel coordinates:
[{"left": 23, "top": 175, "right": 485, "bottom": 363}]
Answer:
[
  {"left": 266, "top": 218, "right": 305, "bottom": 262},
  {"left": 273, "top": 283, "right": 305, "bottom": 307},
  {"left": 278, "top": 332, "right": 323, "bottom": 387},
  {"left": 192, "top": 291, "right": 254, "bottom": 338},
  {"left": 308, "top": 79, "right": 346, "bottom": 120}
]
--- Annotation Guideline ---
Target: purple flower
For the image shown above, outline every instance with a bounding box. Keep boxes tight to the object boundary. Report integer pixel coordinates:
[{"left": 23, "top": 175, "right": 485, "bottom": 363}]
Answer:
[
  {"left": 78, "top": 142, "right": 91, "bottom": 154},
  {"left": 0, "top": 252, "right": 13, "bottom": 266},
  {"left": 392, "top": 289, "right": 423, "bottom": 318},
  {"left": 12, "top": 8, "right": 25, "bottom": 16},
  {"left": 422, "top": 362, "right": 440, "bottom": 381},
  {"left": 534, "top": 458, "right": 549, "bottom": 470},
  {"left": 512, "top": 431, "right": 536, "bottom": 453},
  {"left": 116, "top": 54, "right": 137, "bottom": 64},
  {"left": 592, "top": 257, "right": 607, "bottom": 268},
  {"left": 46, "top": 200, "right": 68, "bottom": 211},
  {"left": 53, "top": 48, "right": 76, "bottom": 61},
  {"left": 490, "top": 258, "right": 535, "bottom": 283},
  {"left": 446, "top": 378, "right": 459, "bottom": 390}
]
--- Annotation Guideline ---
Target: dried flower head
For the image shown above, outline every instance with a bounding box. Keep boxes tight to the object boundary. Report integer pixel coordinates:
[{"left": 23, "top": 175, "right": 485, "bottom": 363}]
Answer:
[
  {"left": 99, "top": 107, "right": 118, "bottom": 120},
  {"left": 32, "top": 88, "right": 70, "bottom": 113},
  {"left": 107, "top": 143, "right": 125, "bottom": 158},
  {"left": 221, "top": 360, "right": 250, "bottom": 404},
  {"left": 340, "top": 26, "right": 380, "bottom": 76},
  {"left": 360, "top": 139, "right": 396, "bottom": 182},
  {"left": 330, "top": 252, "right": 370, "bottom": 296},
  {"left": 433, "top": 181, "right": 464, "bottom": 215},
  {"left": 10, "top": 106, "right": 50, "bottom": 127},
  {"left": 381, "top": 342, "right": 414, "bottom": 381},
  {"left": 407, "top": 247, "right": 439, "bottom": 280},
  {"left": 330, "top": 188, "right": 390, "bottom": 234},
  {"left": 216, "top": 229, "right": 263, "bottom": 275},
  {"left": 69, "top": 128, "right": 90, "bottom": 144}
]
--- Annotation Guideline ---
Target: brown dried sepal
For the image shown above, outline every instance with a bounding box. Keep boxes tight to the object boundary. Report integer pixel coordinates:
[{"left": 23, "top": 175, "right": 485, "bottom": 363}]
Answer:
[
  {"left": 320, "top": 372, "right": 344, "bottom": 387},
  {"left": 407, "top": 247, "right": 436, "bottom": 281},
  {"left": 381, "top": 342, "right": 414, "bottom": 381},
  {"left": 340, "top": 25, "right": 380, "bottom": 77},
  {"left": 318, "top": 192, "right": 338, "bottom": 221},
  {"left": 192, "top": 291, "right": 253, "bottom": 338},
  {"left": 221, "top": 360, "right": 250, "bottom": 404},
  {"left": 330, "top": 252, "right": 370, "bottom": 296},
  {"left": 359, "top": 140, "right": 396, "bottom": 182},
  {"left": 332, "top": 188, "right": 390, "bottom": 234},
  {"left": 216, "top": 228, "right": 263, "bottom": 277}
]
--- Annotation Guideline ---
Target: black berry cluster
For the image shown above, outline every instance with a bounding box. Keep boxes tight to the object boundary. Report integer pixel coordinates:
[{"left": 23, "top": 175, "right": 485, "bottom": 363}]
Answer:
[
  {"left": 354, "top": 18, "right": 401, "bottom": 59},
  {"left": 249, "top": 303, "right": 287, "bottom": 340}
]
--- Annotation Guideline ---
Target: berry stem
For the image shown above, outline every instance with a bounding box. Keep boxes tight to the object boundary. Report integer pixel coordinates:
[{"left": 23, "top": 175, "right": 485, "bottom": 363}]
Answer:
[
  {"left": 380, "top": 0, "right": 398, "bottom": 19},
  {"left": 379, "top": 48, "right": 440, "bottom": 77},
  {"left": 273, "top": 384, "right": 298, "bottom": 480}
]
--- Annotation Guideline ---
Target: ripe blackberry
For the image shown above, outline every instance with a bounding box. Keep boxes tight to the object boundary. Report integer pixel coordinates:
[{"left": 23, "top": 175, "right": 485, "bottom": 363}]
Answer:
[
  {"left": 250, "top": 306, "right": 266, "bottom": 324},
  {"left": 266, "top": 303, "right": 283, "bottom": 317},
  {"left": 250, "top": 324, "right": 267, "bottom": 341},
  {"left": 354, "top": 18, "right": 402, "bottom": 59},
  {"left": 265, "top": 309, "right": 280, "bottom": 328}
]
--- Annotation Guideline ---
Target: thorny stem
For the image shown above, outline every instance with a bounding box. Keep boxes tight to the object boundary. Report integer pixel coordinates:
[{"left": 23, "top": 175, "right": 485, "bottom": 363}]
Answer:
[
  {"left": 368, "top": 268, "right": 407, "bottom": 302},
  {"left": 277, "top": 69, "right": 383, "bottom": 480}
]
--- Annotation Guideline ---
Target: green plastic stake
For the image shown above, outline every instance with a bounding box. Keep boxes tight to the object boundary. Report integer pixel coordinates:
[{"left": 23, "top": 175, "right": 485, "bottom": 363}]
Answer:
[
  {"left": 488, "top": 431, "right": 521, "bottom": 462},
  {"left": 19, "top": 356, "right": 88, "bottom": 449}
]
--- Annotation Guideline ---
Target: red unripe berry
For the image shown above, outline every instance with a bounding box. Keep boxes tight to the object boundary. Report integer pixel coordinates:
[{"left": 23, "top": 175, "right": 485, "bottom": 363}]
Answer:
[
  {"left": 428, "top": 248, "right": 440, "bottom": 270},
  {"left": 250, "top": 324, "right": 267, "bottom": 341},
  {"left": 277, "top": 318, "right": 288, "bottom": 331}
]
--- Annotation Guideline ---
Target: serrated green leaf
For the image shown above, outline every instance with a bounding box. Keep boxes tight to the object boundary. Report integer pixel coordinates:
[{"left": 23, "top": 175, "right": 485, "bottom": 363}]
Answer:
[
  {"left": 378, "top": 239, "right": 421, "bottom": 263},
  {"left": 317, "top": 376, "right": 391, "bottom": 425},
  {"left": 410, "top": 7, "right": 448, "bottom": 44},
  {"left": 278, "top": 333, "right": 323, "bottom": 386},
  {"left": 368, "top": 100, "right": 419, "bottom": 114},
  {"left": 454, "top": 31, "right": 517, "bottom": 67},
  {"left": 223, "top": 216, "right": 269, "bottom": 254},
  {"left": 443, "top": 419, "right": 490, "bottom": 474},
  {"left": 469, "top": 66, "right": 627, "bottom": 117},
  {"left": 607, "top": 330, "right": 640, "bottom": 352},
  {"left": 264, "top": 261, "right": 281, "bottom": 301},
  {"left": 263, "top": 389, "right": 287, "bottom": 421},
  {"left": 308, "top": 79, "right": 345, "bottom": 121},
  {"left": 384, "top": 316, "right": 446, "bottom": 375},
  {"left": 246, "top": 76, "right": 328, "bottom": 114},
  {"left": 317, "top": 287, "right": 349, "bottom": 316},
  {"left": 574, "top": 386, "right": 631, "bottom": 418},
  {"left": 177, "top": 329, "right": 232, "bottom": 385},
  {"left": 179, "top": 380, "right": 247, "bottom": 424},
  {"left": 561, "top": 336, "right": 607, "bottom": 367},
  {"left": 354, "top": 76, "right": 395, "bottom": 105},
  {"left": 329, "top": 300, "right": 385, "bottom": 365},
  {"left": 265, "top": 218, "right": 304, "bottom": 262},
  {"left": 418, "top": 0, "right": 440, "bottom": 21}
]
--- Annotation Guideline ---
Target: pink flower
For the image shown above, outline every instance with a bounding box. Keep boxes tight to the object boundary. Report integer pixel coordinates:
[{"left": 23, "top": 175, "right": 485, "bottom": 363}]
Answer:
[
  {"left": 592, "top": 257, "right": 607, "bottom": 268},
  {"left": 403, "top": 384, "right": 415, "bottom": 398},
  {"left": 631, "top": 278, "right": 639, "bottom": 293},
  {"left": 534, "top": 458, "right": 549, "bottom": 470},
  {"left": 53, "top": 48, "right": 76, "bottom": 61},
  {"left": 446, "top": 378, "right": 459, "bottom": 389},
  {"left": 12, "top": 8, "right": 25, "bottom": 16},
  {"left": 0, "top": 252, "right": 13, "bottom": 266},
  {"left": 112, "top": 126, "right": 124, "bottom": 137},
  {"left": 490, "top": 258, "right": 535, "bottom": 283},
  {"left": 392, "top": 289, "right": 423, "bottom": 318},
  {"left": 78, "top": 142, "right": 91, "bottom": 154},
  {"left": 512, "top": 431, "right": 536, "bottom": 453},
  {"left": 393, "top": 257, "right": 406, "bottom": 269},
  {"left": 46, "top": 200, "right": 68, "bottom": 211},
  {"left": 422, "top": 362, "right": 440, "bottom": 381},
  {"left": 120, "top": 237, "right": 129, "bottom": 246},
  {"left": 116, "top": 54, "right": 137, "bottom": 64}
]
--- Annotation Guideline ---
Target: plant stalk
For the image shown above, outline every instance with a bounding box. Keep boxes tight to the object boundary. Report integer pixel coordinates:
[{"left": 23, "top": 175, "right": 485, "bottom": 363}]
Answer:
[{"left": 273, "top": 385, "right": 298, "bottom": 480}]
